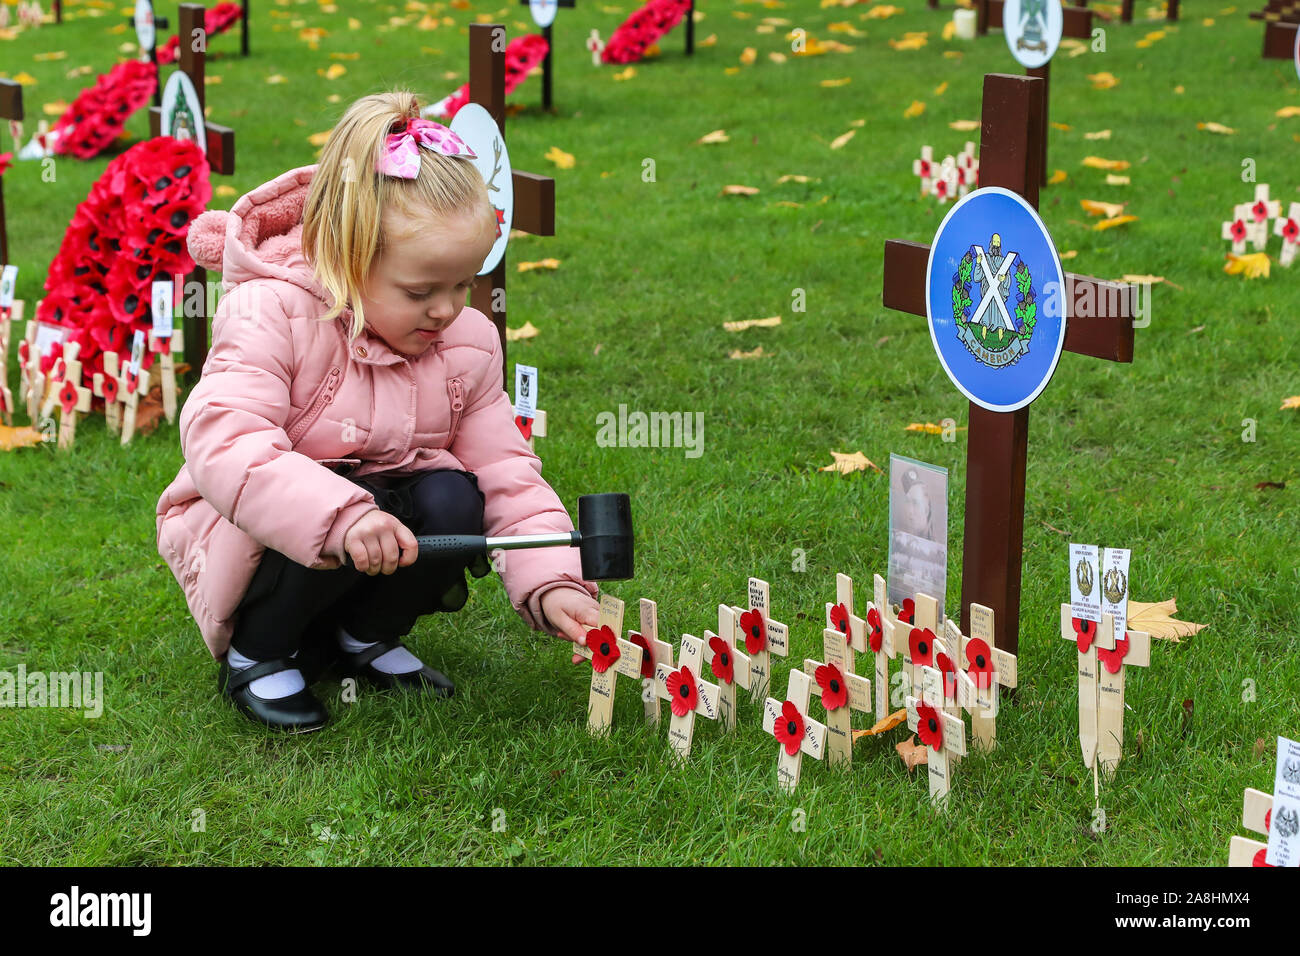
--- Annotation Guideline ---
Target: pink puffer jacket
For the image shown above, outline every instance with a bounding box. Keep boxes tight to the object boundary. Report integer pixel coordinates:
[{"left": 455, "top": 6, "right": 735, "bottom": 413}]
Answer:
[{"left": 156, "top": 165, "right": 595, "bottom": 658}]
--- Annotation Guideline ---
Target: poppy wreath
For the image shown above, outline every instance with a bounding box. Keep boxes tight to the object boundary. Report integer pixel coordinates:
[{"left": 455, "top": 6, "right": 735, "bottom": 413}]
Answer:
[
  {"left": 52, "top": 59, "right": 158, "bottom": 161},
  {"left": 35, "top": 136, "right": 210, "bottom": 401},
  {"left": 156, "top": 3, "right": 245, "bottom": 65},
  {"left": 601, "top": 0, "right": 691, "bottom": 65},
  {"left": 438, "top": 34, "right": 550, "bottom": 120}
]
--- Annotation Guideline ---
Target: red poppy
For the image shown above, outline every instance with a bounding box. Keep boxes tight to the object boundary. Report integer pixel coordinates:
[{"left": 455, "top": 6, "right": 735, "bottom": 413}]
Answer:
[
  {"left": 936, "top": 652, "right": 958, "bottom": 700},
  {"left": 157, "top": 3, "right": 243, "bottom": 64},
  {"left": 814, "top": 662, "right": 848, "bottom": 711},
  {"left": 665, "top": 664, "right": 697, "bottom": 717},
  {"left": 1230, "top": 219, "right": 1246, "bottom": 242},
  {"left": 773, "top": 700, "right": 805, "bottom": 756},
  {"left": 102, "top": 375, "right": 118, "bottom": 403},
  {"left": 966, "top": 637, "right": 995, "bottom": 687},
  {"left": 1252, "top": 201, "right": 1270, "bottom": 223},
  {"left": 602, "top": 0, "right": 691, "bottom": 64},
  {"left": 0, "top": 152, "right": 11, "bottom": 177},
  {"left": 1096, "top": 633, "right": 1131, "bottom": 674},
  {"left": 1252, "top": 849, "right": 1274, "bottom": 867},
  {"left": 1071, "top": 617, "right": 1095, "bottom": 653},
  {"left": 916, "top": 702, "right": 943, "bottom": 750},
  {"left": 1284, "top": 218, "right": 1299, "bottom": 243},
  {"left": 514, "top": 415, "right": 533, "bottom": 440},
  {"left": 739, "top": 608, "right": 766, "bottom": 654},
  {"left": 908, "top": 627, "right": 936, "bottom": 667},
  {"left": 829, "top": 602, "right": 849, "bottom": 637},
  {"left": 438, "top": 35, "right": 551, "bottom": 119},
  {"left": 918, "top": 159, "right": 931, "bottom": 178},
  {"left": 587, "top": 625, "right": 621, "bottom": 673},
  {"left": 867, "top": 606, "right": 884, "bottom": 653},
  {"left": 627, "top": 631, "right": 655, "bottom": 679},
  {"left": 899, "top": 598, "right": 915, "bottom": 625},
  {"left": 59, "top": 381, "right": 79, "bottom": 415},
  {"left": 708, "top": 635, "right": 734, "bottom": 684}
]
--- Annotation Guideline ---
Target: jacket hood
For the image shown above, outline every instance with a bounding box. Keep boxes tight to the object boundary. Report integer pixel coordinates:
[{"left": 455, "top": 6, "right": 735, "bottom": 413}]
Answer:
[{"left": 188, "top": 164, "right": 333, "bottom": 305}]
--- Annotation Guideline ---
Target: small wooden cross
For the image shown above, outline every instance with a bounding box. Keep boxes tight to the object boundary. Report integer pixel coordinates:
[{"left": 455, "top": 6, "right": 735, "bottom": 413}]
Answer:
[
  {"left": 1229, "top": 788, "right": 1276, "bottom": 867},
  {"left": 19, "top": 321, "right": 43, "bottom": 423},
  {"left": 955, "top": 141, "right": 978, "bottom": 198},
  {"left": 825, "top": 572, "right": 867, "bottom": 673},
  {"left": 763, "top": 668, "right": 827, "bottom": 793},
  {"left": 931, "top": 155, "right": 958, "bottom": 204},
  {"left": 92, "top": 349, "right": 123, "bottom": 435},
  {"left": 653, "top": 633, "right": 721, "bottom": 762},
  {"left": 464, "top": 23, "right": 557, "bottom": 385},
  {"left": 733, "top": 576, "right": 789, "bottom": 702},
  {"left": 517, "top": 0, "right": 576, "bottom": 111},
  {"left": 118, "top": 332, "right": 153, "bottom": 445},
  {"left": 913, "top": 144, "right": 935, "bottom": 195},
  {"left": 707, "top": 604, "right": 752, "bottom": 731},
  {"left": 627, "top": 597, "right": 672, "bottom": 727},
  {"left": 906, "top": 664, "right": 968, "bottom": 805},
  {"left": 934, "top": 621, "right": 976, "bottom": 766},
  {"left": 957, "top": 601, "right": 1017, "bottom": 751},
  {"left": 148, "top": 2, "right": 237, "bottom": 376},
  {"left": 1248, "top": 185, "right": 1281, "bottom": 252},
  {"left": 571, "top": 592, "right": 643, "bottom": 734},
  {"left": 56, "top": 342, "right": 92, "bottom": 449},
  {"left": 585, "top": 28, "right": 605, "bottom": 65},
  {"left": 1060, "top": 604, "right": 1112, "bottom": 770},
  {"left": 866, "top": 573, "right": 895, "bottom": 721},
  {"left": 1222, "top": 203, "right": 1261, "bottom": 255},
  {"left": 148, "top": 326, "right": 184, "bottom": 424},
  {"left": 901, "top": 591, "right": 941, "bottom": 699},
  {"left": 1095, "top": 617, "right": 1151, "bottom": 776},
  {"left": 883, "top": 73, "right": 1136, "bottom": 660},
  {"left": 1275, "top": 201, "right": 1300, "bottom": 268},
  {"left": 803, "top": 628, "right": 872, "bottom": 767}
]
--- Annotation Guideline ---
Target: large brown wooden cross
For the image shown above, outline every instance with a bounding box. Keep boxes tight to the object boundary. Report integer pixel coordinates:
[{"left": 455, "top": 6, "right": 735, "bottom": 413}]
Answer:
[
  {"left": 882, "top": 73, "right": 1136, "bottom": 660},
  {"left": 147, "top": 2, "right": 236, "bottom": 375},
  {"left": 465, "top": 22, "right": 556, "bottom": 384},
  {"left": 984, "top": 1, "right": 1093, "bottom": 186},
  {"left": 1251, "top": 0, "right": 1300, "bottom": 58},
  {"left": 0, "top": 79, "right": 21, "bottom": 270}
]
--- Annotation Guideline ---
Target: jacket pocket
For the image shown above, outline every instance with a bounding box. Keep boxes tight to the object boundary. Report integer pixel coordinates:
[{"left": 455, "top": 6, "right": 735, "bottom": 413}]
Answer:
[
  {"left": 445, "top": 377, "right": 465, "bottom": 448},
  {"left": 286, "top": 366, "right": 341, "bottom": 445}
]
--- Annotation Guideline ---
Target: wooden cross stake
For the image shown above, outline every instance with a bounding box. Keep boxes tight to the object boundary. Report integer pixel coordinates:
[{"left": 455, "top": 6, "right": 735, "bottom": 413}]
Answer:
[
  {"left": 763, "top": 668, "right": 827, "bottom": 793},
  {"left": 627, "top": 597, "right": 673, "bottom": 727},
  {"left": 804, "top": 628, "right": 872, "bottom": 767},
  {"left": 56, "top": 342, "right": 92, "bottom": 449},
  {"left": 148, "top": 2, "right": 237, "bottom": 376},
  {"left": 957, "top": 601, "right": 1017, "bottom": 750},
  {"left": 118, "top": 347, "right": 152, "bottom": 445},
  {"left": 1060, "top": 605, "right": 1112, "bottom": 769},
  {"left": 1095, "top": 620, "right": 1150, "bottom": 776},
  {"left": 465, "top": 23, "right": 557, "bottom": 384},
  {"left": 652, "top": 633, "right": 721, "bottom": 762},
  {"left": 149, "top": 325, "right": 184, "bottom": 424},
  {"left": 1229, "top": 788, "right": 1276, "bottom": 867},
  {"left": 883, "top": 73, "right": 1136, "bottom": 661},
  {"left": 708, "top": 604, "right": 752, "bottom": 731},
  {"left": 825, "top": 572, "right": 867, "bottom": 673},
  {"left": 866, "top": 573, "right": 894, "bottom": 721},
  {"left": 733, "top": 577, "right": 789, "bottom": 702},
  {"left": 92, "top": 350, "right": 123, "bottom": 435},
  {"left": 572, "top": 592, "right": 643, "bottom": 734},
  {"left": 906, "top": 664, "right": 968, "bottom": 805}
]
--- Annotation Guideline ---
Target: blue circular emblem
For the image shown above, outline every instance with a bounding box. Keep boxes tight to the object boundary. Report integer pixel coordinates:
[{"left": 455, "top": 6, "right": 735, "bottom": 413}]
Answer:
[{"left": 925, "top": 186, "right": 1066, "bottom": 412}]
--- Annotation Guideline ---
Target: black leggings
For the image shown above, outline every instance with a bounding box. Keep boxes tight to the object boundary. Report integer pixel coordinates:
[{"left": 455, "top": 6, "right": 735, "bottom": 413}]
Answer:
[{"left": 229, "top": 469, "right": 488, "bottom": 661}]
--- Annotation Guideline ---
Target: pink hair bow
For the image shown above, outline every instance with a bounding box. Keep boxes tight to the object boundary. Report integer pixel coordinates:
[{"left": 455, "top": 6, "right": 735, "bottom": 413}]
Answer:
[{"left": 376, "top": 118, "right": 476, "bottom": 179}]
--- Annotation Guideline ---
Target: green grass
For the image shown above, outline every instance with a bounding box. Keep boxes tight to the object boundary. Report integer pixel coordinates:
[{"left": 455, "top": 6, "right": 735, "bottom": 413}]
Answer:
[{"left": 1, "top": 0, "right": 1298, "bottom": 865}]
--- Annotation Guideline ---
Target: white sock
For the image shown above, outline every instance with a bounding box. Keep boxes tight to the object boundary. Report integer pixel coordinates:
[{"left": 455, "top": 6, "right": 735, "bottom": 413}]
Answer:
[
  {"left": 337, "top": 627, "right": 424, "bottom": 675},
  {"left": 227, "top": 647, "right": 306, "bottom": 699}
]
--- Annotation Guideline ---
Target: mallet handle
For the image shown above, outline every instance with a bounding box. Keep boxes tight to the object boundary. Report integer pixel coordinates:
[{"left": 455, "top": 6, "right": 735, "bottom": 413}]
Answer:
[{"left": 415, "top": 531, "right": 579, "bottom": 560}]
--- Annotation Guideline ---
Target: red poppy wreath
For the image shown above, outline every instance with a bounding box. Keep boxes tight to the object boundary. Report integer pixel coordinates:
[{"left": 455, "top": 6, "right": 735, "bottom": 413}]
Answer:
[
  {"left": 157, "top": 3, "right": 244, "bottom": 65},
  {"left": 52, "top": 60, "right": 158, "bottom": 161},
  {"left": 601, "top": 0, "right": 692, "bottom": 65},
  {"left": 435, "top": 34, "right": 549, "bottom": 120}
]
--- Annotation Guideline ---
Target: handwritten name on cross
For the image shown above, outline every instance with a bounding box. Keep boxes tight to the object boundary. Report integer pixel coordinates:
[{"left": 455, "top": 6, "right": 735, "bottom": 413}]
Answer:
[
  {"left": 804, "top": 628, "right": 872, "bottom": 767},
  {"left": 734, "top": 577, "right": 789, "bottom": 702},
  {"left": 708, "top": 604, "right": 752, "bottom": 731},
  {"left": 906, "top": 664, "right": 968, "bottom": 805},
  {"left": 628, "top": 597, "right": 672, "bottom": 726},
  {"left": 653, "top": 633, "right": 720, "bottom": 762},
  {"left": 572, "top": 592, "right": 643, "bottom": 734},
  {"left": 883, "top": 73, "right": 1136, "bottom": 662},
  {"left": 763, "top": 668, "right": 826, "bottom": 793}
]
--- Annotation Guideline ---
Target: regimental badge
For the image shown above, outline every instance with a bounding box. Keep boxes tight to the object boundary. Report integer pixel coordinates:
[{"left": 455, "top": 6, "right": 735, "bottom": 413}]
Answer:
[
  {"left": 1284, "top": 759, "right": 1300, "bottom": 785},
  {"left": 1102, "top": 567, "right": 1127, "bottom": 606},
  {"left": 1016, "top": 0, "right": 1049, "bottom": 53},
  {"left": 1277, "top": 807, "right": 1300, "bottom": 839},
  {"left": 1075, "top": 558, "right": 1095, "bottom": 597},
  {"left": 951, "top": 233, "right": 1038, "bottom": 370}
]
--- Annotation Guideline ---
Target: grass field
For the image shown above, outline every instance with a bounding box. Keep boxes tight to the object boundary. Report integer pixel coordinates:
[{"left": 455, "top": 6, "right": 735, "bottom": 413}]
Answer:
[{"left": 1, "top": 0, "right": 1297, "bottom": 865}]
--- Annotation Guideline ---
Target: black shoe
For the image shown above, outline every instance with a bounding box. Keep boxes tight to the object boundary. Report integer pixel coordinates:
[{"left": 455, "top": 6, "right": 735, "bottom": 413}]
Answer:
[
  {"left": 218, "top": 658, "right": 330, "bottom": 733},
  {"left": 338, "top": 638, "right": 455, "bottom": 698}
]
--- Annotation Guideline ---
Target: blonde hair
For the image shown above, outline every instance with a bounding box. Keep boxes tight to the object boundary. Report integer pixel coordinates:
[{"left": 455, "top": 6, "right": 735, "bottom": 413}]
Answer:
[{"left": 302, "top": 89, "right": 497, "bottom": 340}]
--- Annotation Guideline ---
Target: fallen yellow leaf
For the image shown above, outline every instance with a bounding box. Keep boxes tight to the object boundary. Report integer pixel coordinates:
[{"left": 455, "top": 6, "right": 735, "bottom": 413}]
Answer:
[
  {"left": 265, "top": 74, "right": 288, "bottom": 84},
  {"left": 934, "top": 81, "right": 948, "bottom": 96},
  {"left": 896, "top": 734, "right": 928, "bottom": 770},
  {"left": 215, "top": 184, "right": 238, "bottom": 197},
  {"left": 1276, "top": 106, "right": 1300, "bottom": 118},
  {"left": 1081, "top": 199, "right": 1125, "bottom": 218},
  {"left": 740, "top": 46, "right": 757, "bottom": 65},
  {"left": 729, "top": 346, "right": 767, "bottom": 359},
  {"left": 721, "top": 184, "right": 760, "bottom": 196},
  {"left": 700, "top": 34, "right": 717, "bottom": 47},
  {"left": 417, "top": 13, "right": 440, "bottom": 29},
  {"left": 329, "top": 52, "right": 361, "bottom": 60},
  {"left": 949, "top": 119, "right": 979, "bottom": 131},
  {"left": 1083, "top": 156, "right": 1131, "bottom": 171},
  {"left": 769, "top": 51, "right": 788, "bottom": 63},
  {"left": 697, "top": 129, "right": 729, "bottom": 145},
  {"left": 505, "top": 321, "right": 540, "bottom": 342},
  {"left": 942, "top": 19, "right": 957, "bottom": 39},
  {"left": 1060, "top": 249, "right": 1078, "bottom": 260},
  {"left": 517, "top": 258, "right": 561, "bottom": 273},
  {"left": 777, "top": 174, "right": 814, "bottom": 183},
  {"left": 204, "top": 75, "right": 223, "bottom": 85},
  {"left": 317, "top": 64, "right": 346, "bottom": 80},
  {"left": 829, "top": 129, "right": 856, "bottom": 149},
  {"left": 1087, "top": 71, "right": 1119, "bottom": 90},
  {"left": 1094, "top": 214, "right": 1138, "bottom": 231},
  {"left": 723, "top": 316, "right": 781, "bottom": 332},
  {"left": 308, "top": 130, "right": 333, "bottom": 147},
  {"left": 1127, "top": 599, "right": 1206, "bottom": 643},
  {"left": 853, "top": 708, "right": 908, "bottom": 740},
  {"left": 1280, "top": 396, "right": 1300, "bottom": 410},
  {"left": 1223, "top": 252, "right": 1270, "bottom": 279},
  {"left": 544, "top": 146, "right": 575, "bottom": 169},
  {"left": 1197, "top": 121, "right": 1235, "bottom": 135},
  {"left": 1049, "top": 169, "right": 1068, "bottom": 185},
  {"left": 821, "top": 77, "right": 851, "bottom": 87},
  {"left": 724, "top": 67, "right": 741, "bottom": 75},
  {"left": 1174, "top": 85, "right": 1185, "bottom": 94},
  {"left": 1051, "top": 122, "right": 1072, "bottom": 132},
  {"left": 1106, "top": 174, "right": 1131, "bottom": 185},
  {"left": 903, "top": 100, "right": 925, "bottom": 119},
  {"left": 819, "top": 451, "right": 882, "bottom": 474},
  {"left": 905, "top": 422, "right": 968, "bottom": 434},
  {"left": 889, "top": 34, "right": 926, "bottom": 50},
  {"left": 613, "top": 66, "right": 636, "bottom": 81},
  {"left": 0, "top": 425, "right": 45, "bottom": 451},
  {"left": 43, "top": 100, "right": 68, "bottom": 116},
  {"left": 298, "top": 27, "right": 329, "bottom": 43},
  {"left": 1121, "top": 274, "right": 1166, "bottom": 285},
  {"left": 864, "top": 4, "right": 905, "bottom": 18},
  {"left": 11, "top": 72, "right": 37, "bottom": 86},
  {"left": 33, "top": 51, "right": 67, "bottom": 61},
  {"left": 772, "top": 201, "right": 802, "bottom": 208},
  {"left": 1084, "top": 129, "right": 1112, "bottom": 140},
  {"left": 943, "top": 50, "right": 964, "bottom": 60}
]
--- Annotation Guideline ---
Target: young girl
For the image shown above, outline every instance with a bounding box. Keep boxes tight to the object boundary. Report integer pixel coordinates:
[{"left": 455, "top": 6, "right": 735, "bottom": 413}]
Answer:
[{"left": 156, "top": 90, "right": 600, "bottom": 732}]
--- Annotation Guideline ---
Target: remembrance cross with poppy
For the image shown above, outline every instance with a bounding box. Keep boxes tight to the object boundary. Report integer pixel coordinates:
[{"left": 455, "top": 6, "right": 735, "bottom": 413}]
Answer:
[
  {"left": 708, "top": 604, "right": 752, "bottom": 732},
  {"left": 651, "top": 632, "right": 721, "bottom": 763},
  {"left": 627, "top": 597, "right": 673, "bottom": 728},
  {"left": 950, "top": 602, "right": 1018, "bottom": 752},
  {"left": 733, "top": 577, "right": 789, "bottom": 703},
  {"left": 803, "top": 627, "right": 872, "bottom": 768},
  {"left": 572, "top": 592, "right": 645, "bottom": 735},
  {"left": 906, "top": 663, "right": 968, "bottom": 805},
  {"left": 763, "top": 668, "right": 827, "bottom": 793}
]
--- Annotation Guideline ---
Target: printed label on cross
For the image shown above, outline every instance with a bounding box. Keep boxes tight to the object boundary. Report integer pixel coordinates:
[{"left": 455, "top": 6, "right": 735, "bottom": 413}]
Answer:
[
  {"left": 763, "top": 668, "right": 827, "bottom": 793},
  {"left": 572, "top": 592, "right": 643, "bottom": 734},
  {"left": 708, "top": 604, "right": 752, "bottom": 732},
  {"left": 883, "top": 73, "right": 1136, "bottom": 660},
  {"left": 1060, "top": 604, "right": 1115, "bottom": 770},
  {"left": 803, "top": 628, "right": 872, "bottom": 767},
  {"left": 906, "top": 664, "right": 968, "bottom": 805},
  {"left": 652, "top": 633, "right": 721, "bottom": 762},
  {"left": 627, "top": 597, "right": 672, "bottom": 727},
  {"left": 735, "top": 576, "right": 788, "bottom": 702}
]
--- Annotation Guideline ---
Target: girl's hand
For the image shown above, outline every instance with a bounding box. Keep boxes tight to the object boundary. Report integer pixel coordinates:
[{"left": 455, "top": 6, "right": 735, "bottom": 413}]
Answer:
[
  {"left": 540, "top": 588, "right": 600, "bottom": 665},
  {"left": 343, "top": 510, "right": 418, "bottom": 575}
]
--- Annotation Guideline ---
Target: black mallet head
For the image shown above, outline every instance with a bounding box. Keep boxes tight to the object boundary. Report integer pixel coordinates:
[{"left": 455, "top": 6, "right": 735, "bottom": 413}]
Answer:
[{"left": 576, "top": 493, "right": 633, "bottom": 581}]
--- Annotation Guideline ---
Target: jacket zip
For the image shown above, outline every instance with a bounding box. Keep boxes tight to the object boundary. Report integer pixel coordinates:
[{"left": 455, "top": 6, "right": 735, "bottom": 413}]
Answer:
[
  {"left": 286, "top": 366, "right": 341, "bottom": 444},
  {"left": 446, "top": 377, "right": 465, "bottom": 448}
]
